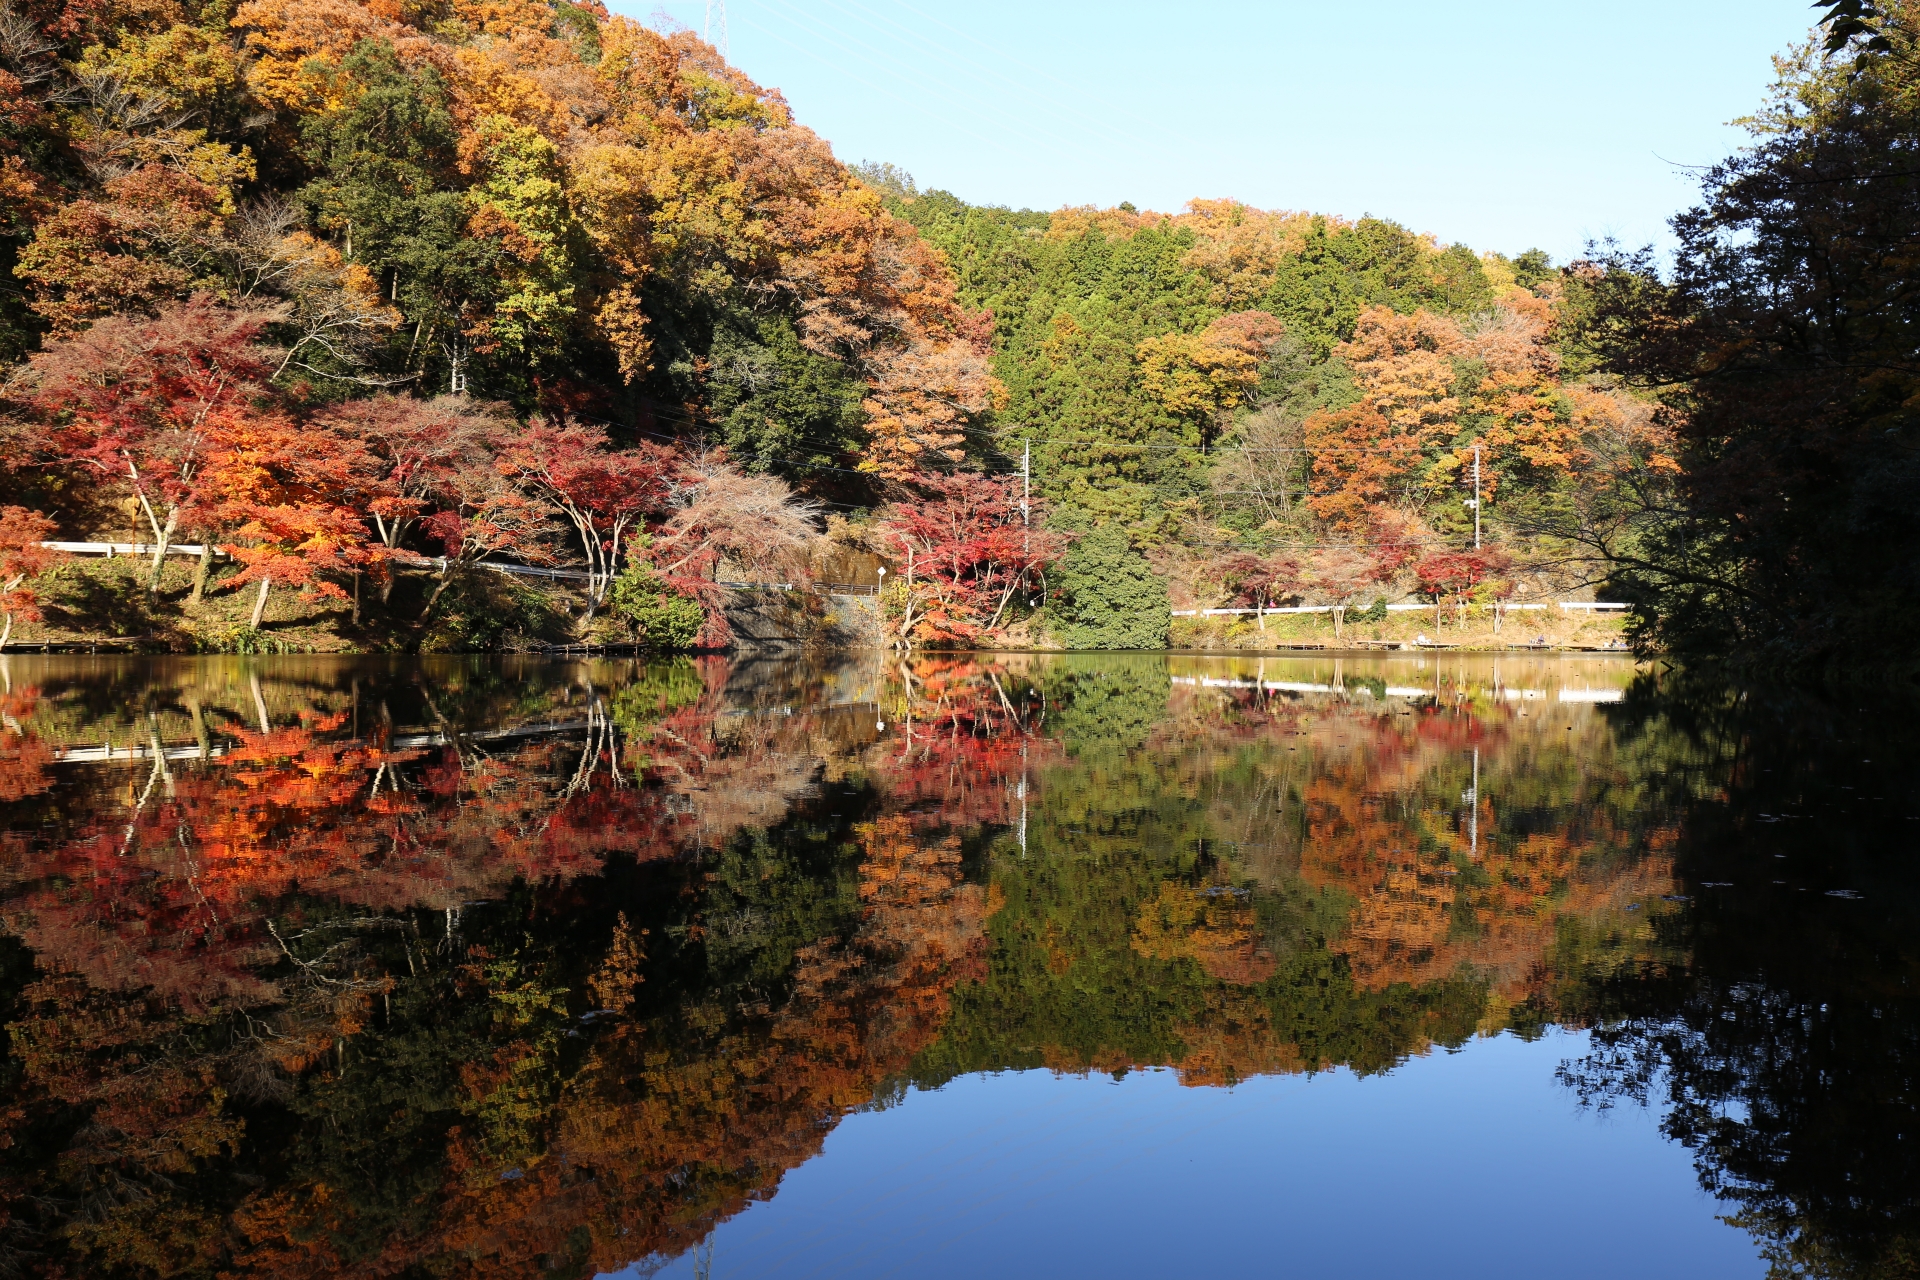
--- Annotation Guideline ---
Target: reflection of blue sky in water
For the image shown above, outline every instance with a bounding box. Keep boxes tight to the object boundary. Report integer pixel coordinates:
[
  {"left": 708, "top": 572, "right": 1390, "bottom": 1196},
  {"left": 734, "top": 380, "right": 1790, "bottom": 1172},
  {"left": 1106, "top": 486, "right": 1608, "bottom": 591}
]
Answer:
[{"left": 633, "top": 1030, "right": 1757, "bottom": 1280}]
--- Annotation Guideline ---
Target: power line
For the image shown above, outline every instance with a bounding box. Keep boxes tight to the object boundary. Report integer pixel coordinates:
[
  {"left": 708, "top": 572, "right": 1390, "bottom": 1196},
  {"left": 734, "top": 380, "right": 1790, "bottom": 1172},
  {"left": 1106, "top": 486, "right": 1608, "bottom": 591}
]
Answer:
[
  {"left": 622, "top": 419, "right": 1456, "bottom": 549},
  {"left": 960, "top": 423, "right": 1495, "bottom": 456}
]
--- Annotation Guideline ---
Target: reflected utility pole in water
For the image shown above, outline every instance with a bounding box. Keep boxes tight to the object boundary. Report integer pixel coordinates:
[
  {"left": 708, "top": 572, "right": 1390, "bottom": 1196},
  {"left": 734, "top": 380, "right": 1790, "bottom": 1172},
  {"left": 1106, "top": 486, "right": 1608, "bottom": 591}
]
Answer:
[
  {"left": 1463, "top": 747, "right": 1480, "bottom": 857},
  {"left": 1018, "top": 744, "right": 1028, "bottom": 858}
]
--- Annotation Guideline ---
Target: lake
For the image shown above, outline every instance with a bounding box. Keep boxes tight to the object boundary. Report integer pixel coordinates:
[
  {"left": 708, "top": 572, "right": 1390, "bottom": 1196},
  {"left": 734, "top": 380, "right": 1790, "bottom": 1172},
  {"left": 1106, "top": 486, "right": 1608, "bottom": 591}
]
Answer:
[{"left": 0, "top": 652, "right": 1911, "bottom": 1279}]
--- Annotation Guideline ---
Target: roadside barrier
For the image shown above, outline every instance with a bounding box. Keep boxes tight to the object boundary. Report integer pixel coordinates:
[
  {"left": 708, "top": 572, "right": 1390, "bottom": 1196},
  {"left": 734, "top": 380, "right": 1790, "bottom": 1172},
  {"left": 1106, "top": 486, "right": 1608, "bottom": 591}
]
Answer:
[{"left": 1171, "top": 601, "right": 1630, "bottom": 617}]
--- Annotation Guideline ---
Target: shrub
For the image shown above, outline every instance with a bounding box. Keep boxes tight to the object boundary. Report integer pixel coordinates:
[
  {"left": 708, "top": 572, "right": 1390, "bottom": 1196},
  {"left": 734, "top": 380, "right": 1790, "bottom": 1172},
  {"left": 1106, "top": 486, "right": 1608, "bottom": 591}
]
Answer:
[
  {"left": 1052, "top": 526, "right": 1169, "bottom": 650},
  {"left": 610, "top": 562, "right": 706, "bottom": 650},
  {"left": 418, "top": 572, "right": 565, "bottom": 653},
  {"left": 192, "top": 624, "right": 305, "bottom": 654}
]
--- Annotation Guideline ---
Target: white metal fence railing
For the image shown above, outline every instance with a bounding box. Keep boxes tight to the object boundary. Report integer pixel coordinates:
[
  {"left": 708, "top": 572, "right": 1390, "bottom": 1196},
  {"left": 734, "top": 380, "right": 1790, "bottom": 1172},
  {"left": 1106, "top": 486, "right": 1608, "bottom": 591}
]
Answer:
[
  {"left": 1168, "top": 675, "right": 1625, "bottom": 703},
  {"left": 1170, "top": 602, "right": 1630, "bottom": 618},
  {"left": 40, "top": 544, "right": 885, "bottom": 595},
  {"left": 50, "top": 543, "right": 1624, "bottom": 613},
  {"left": 40, "top": 541, "right": 225, "bottom": 558}
]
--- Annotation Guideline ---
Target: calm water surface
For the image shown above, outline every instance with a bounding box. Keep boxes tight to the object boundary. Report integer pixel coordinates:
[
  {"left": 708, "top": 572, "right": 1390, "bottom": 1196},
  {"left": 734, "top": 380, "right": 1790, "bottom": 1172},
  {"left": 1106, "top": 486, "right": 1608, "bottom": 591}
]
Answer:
[{"left": 0, "top": 652, "right": 1912, "bottom": 1278}]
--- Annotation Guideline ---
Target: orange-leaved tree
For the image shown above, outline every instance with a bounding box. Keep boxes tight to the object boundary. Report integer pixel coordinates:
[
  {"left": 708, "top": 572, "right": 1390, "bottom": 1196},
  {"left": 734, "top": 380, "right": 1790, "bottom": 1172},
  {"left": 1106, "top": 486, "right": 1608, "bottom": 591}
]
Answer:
[
  {"left": 1306, "top": 306, "right": 1464, "bottom": 528},
  {"left": 11, "top": 294, "right": 285, "bottom": 591},
  {"left": 1136, "top": 310, "right": 1285, "bottom": 449},
  {"left": 0, "top": 506, "right": 63, "bottom": 649},
  {"left": 201, "top": 409, "right": 378, "bottom": 628}
]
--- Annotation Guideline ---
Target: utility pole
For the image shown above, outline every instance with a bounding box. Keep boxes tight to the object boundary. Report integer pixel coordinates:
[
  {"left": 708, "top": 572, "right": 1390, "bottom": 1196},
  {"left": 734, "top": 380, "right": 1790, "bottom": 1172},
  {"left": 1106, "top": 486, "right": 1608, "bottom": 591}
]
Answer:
[
  {"left": 703, "top": 0, "right": 728, "bottom": 57},
  {"left": 1471, "top": 442, "right": 1482, "bottom": 549},
  {"left": 1020, "top": 439, "right": 1031, "bottom": 556}
]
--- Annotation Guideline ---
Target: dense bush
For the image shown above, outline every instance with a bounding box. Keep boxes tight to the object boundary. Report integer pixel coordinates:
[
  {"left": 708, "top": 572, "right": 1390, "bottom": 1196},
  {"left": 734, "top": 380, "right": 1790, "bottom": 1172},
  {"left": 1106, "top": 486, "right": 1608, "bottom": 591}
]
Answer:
[
  {"left": 1052, "top": 527, "right": 1170, "bottom": 650},
  {"left": 610, "top": 563, "right": 706, "bottom": 650}
]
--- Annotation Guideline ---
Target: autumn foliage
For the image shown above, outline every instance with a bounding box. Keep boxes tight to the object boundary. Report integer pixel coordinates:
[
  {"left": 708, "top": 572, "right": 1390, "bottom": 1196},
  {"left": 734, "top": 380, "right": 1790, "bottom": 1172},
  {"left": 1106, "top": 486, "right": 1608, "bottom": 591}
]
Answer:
[
  {"left": 0, "top": 0, "right": 1043, "bottom": 648},
  {"left": 878, "top": 473, "right": 1066, "bottom": 645}
]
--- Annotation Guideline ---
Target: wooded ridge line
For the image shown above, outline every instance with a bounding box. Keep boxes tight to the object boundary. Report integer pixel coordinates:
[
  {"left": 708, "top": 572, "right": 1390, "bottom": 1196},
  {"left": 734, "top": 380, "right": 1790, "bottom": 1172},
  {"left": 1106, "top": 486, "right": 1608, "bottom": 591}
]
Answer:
[{"left": 0, "top": 0, "right": 1908, "bottom": 672}]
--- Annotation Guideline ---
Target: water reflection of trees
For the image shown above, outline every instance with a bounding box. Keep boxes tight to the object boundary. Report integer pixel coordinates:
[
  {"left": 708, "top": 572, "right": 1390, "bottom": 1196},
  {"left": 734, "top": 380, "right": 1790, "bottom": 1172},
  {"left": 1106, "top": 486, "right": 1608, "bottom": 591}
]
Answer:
[
  {"left": 0, "top": 656, "right": 989, "bottom": 1279},
  {"left": 914, "top": 656, "right": 1685, "bottom": 1089},
  {"left": 0, "top": 656, "right": 1910, "bottom": 1278},
  {"left": 1556, "top": 675, "right": 1920, "bottom": 1280}
]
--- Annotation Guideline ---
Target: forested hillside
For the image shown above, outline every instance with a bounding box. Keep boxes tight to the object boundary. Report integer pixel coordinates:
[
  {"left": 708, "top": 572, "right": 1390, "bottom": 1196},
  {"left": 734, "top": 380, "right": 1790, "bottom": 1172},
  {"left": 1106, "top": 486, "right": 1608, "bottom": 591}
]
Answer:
[
  {"left": 0, "top": 0, "right": 992, "bottom": 457},
  {"left": 878, "top": 182, "right": 1669, "bottom": 642},
  {"left": 0, "top": 0, "right": 1001, "bottom": 650},
  {"left": 0, "top": 0, "right": 1908, "bottom": 670}
]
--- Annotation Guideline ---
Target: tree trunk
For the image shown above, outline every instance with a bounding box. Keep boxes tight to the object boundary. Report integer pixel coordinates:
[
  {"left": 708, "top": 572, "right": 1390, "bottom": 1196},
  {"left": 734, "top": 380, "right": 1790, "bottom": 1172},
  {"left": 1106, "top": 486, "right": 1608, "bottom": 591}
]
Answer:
[
  {"left": 189, "top": 543, "right": 213, "bottom": 605},
  {"left": 250, "top": 671, "right": 271, "bottom": 734},
  {"left": 985, "top": 581, "right": 1017, "bottom": 633},
  {"left": 249, "top": 577, "right": 272, "bottom": 629},
  {"left": 1333, "top": 604, "right": 1344, "bottom": 640},
  {"left": 0, "top": 574, "right": 18, "bottom": 650},
  {"left": 146, "top": 507, "right": 178, "bottom": 593},
  {"left": 351, "top": 570, "right": 361, "bottom": 626},
  {"left": 419, "top": 567, "right": 454, "bottom": 622},
  {"left": 186, "top": 694, "right": 209, "bottom": 759}
]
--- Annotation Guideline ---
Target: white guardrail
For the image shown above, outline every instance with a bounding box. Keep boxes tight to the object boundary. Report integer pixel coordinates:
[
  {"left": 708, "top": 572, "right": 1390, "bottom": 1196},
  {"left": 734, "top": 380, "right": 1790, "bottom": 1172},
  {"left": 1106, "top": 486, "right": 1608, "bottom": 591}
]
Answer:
[
  {"left": 39, "top": 545, "right": 871, "bottom": 593},
  {"left": 42, "top": 541, "right": 223, "bottom": 557},
  {"left": 1168, "top": 675, "right": 1623, "bottom": 703},
  {"left": 1171, "top": 602, "right": 1630, "bottom": 618},
  {"left": 49, "top": 718, "right": 595, "bottom": 765}
]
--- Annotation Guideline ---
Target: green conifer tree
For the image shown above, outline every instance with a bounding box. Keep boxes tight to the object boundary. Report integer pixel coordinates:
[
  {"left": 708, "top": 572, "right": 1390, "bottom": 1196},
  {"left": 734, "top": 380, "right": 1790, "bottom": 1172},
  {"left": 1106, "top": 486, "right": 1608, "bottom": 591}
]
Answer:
[{"left": 1052, "top": 525, "right": 1169, "bottom": 649}]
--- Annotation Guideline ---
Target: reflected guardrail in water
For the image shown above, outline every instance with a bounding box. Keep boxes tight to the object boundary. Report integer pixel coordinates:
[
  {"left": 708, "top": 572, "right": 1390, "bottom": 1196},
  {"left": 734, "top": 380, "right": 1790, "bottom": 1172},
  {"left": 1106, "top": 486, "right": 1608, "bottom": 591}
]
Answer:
[
  {"left": 50, "top": 718, "right": 596, "bottom": 765},
  {"left": 1168, "top": 675, "right": 1624, "bottom": 703}
]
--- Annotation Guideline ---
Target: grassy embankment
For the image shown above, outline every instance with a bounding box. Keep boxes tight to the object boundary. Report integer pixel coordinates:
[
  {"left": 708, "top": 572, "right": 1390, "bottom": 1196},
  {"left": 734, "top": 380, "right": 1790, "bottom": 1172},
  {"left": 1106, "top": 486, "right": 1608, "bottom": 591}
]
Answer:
[
  {"left": 4, "top": 559, "right": 1630, "bottom": 654},
  {"left": 1167, "top": 607, "right": 1629, "bottom": 652},
  {"left": 4, "top": 556, "right": 574, "bottom": 653}
]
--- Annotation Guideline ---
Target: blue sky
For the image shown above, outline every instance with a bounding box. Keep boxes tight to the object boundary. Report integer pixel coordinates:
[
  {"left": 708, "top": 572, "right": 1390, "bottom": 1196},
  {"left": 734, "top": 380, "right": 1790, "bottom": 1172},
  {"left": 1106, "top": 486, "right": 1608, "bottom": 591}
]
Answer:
[{"left": 616, "top": 0, "right": 1820, "bottom": 264}]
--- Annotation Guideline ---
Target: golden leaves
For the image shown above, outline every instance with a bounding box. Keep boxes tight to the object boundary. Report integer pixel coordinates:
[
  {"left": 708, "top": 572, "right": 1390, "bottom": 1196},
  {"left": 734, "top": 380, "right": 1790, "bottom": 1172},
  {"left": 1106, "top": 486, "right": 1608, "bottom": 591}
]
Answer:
[
  {"left": 1135, "top": 310, "right": 1283, "bottom": 434},
  {"left": 231, "top": 0, "right": 414, "bottom": 113},
  {"left": 587, "top": 914, "right": 646, "bottom": 1014},
  {"left": 74, "top": 22, "right": 247, "bottom": 112},
  {"left": 591, "top": 284, "right": 653, "bottom": 382},
  {"left": 1306, "top": 300, "right": 1592, "bottom": 524},
  {"left": 858, "top": 337, "right": 994, "bottom": 479},
  {"left": 1175, "top": 199, "right": 1314, "bottom": 309},
  {"left": 450, "top": 0, "right": 556, "bottom": 39},
  {"left": 1129, "top": 881, "right": 1276, "bottom": 986}
]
